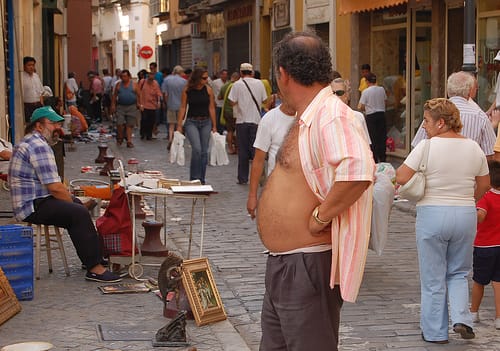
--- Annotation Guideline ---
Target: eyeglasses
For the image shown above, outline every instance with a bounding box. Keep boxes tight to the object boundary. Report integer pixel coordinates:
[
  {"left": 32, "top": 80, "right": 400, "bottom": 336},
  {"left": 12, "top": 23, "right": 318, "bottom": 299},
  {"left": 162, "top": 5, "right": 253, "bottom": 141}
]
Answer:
[
  {"left": 201, "top": 76, "right": 209, "bottom": 80},
  {"left": 333, "top": 90, "right": 345, "bottom": 97}
]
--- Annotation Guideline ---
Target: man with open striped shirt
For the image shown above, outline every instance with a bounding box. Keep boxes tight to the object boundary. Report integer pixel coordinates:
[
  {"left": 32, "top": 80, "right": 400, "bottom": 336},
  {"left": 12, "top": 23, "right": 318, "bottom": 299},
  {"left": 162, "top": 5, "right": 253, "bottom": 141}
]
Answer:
[{"left": 412, "top": 71, "right": 496, "bottom": 158}]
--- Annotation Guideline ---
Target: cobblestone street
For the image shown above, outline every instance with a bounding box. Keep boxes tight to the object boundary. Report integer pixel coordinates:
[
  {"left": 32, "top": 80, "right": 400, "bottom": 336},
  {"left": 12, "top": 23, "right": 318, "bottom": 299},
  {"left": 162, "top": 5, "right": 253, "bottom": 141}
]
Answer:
[{"left": 1, "top": 124, "right": 499, "bottom": 350}]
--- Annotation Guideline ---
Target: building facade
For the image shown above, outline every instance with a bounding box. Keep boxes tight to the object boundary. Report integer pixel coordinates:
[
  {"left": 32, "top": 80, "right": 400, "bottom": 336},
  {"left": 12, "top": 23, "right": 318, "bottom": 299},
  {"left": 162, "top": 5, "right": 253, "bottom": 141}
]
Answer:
[
  {"left": 93, "top": 0, "right": 158, "bottom": 79},
  {"left": 340, "top": 0, "right": 500, "bottom": 157}
]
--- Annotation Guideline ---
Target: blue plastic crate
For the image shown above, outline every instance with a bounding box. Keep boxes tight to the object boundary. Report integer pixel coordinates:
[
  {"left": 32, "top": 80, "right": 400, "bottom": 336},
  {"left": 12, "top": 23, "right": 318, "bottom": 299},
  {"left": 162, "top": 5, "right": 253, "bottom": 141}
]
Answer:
[{"left": 0, "top": 225, "right": 34, "bottom": 300}]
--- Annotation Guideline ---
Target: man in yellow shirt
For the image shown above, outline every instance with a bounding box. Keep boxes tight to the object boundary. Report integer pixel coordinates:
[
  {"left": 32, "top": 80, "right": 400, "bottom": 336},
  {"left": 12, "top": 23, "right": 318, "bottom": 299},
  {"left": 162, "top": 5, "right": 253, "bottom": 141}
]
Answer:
[{"left": 358, "top": 63, "right": 371, "bottom": 93}]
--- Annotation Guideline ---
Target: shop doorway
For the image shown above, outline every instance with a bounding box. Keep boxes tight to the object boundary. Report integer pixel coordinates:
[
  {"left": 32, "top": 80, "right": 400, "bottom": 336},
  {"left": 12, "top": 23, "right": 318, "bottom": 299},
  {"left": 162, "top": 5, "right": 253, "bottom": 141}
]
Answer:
[
  {"left": 370, "top": 7, "right": 431, "bottom": 157},
  {"left": 227, "top": 23, "right": 250, "bottom": 74}
]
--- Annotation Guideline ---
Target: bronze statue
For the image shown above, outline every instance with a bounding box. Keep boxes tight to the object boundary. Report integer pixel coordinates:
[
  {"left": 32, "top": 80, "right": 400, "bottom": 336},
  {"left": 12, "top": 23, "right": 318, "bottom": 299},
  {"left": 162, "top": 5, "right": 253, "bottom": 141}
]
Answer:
[
  {"left": 153, "top": 310, "right": 189, "bottom": 347},
  {"left": 157, "top": 252, "right": 183, "bottom": 308}
]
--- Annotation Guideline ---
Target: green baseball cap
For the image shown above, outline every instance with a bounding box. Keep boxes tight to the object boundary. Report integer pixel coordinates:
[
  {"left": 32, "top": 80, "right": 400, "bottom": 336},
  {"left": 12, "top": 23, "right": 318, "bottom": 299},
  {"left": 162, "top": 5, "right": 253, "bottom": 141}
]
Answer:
[{"left": 30, "top": 106, "right": 64, "bottom": 123}]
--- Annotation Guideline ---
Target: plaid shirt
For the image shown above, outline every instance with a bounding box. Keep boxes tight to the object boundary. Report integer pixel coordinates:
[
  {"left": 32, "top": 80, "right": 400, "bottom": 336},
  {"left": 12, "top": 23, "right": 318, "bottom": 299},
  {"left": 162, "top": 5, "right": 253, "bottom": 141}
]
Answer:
[
  {"left": 298, "top": 86, "right": 375, "bottom": 303},
  {"left": 8, "top": 132, "right": 60, "bottom": 221}
]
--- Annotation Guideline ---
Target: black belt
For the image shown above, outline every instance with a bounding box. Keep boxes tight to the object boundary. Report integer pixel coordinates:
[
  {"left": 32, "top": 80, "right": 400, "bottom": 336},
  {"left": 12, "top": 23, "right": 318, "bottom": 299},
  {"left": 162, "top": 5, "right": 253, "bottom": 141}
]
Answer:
[{"left": 188, "top": 116, "right": 209, "bottom": 121}]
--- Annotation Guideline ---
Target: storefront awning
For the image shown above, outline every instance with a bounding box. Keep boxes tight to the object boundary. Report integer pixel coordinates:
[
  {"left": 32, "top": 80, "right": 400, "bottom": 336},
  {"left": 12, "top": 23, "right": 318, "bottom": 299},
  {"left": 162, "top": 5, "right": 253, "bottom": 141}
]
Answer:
[{"left": 338, "top": 0, "right": 408, "bottom": 15}]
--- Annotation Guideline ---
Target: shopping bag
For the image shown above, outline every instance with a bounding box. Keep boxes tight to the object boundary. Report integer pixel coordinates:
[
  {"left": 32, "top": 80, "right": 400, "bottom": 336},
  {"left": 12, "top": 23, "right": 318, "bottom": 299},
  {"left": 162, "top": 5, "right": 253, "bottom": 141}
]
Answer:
[
  {"left": 96, "top": 187, "right": 137, "bottom": 256},
  {"left": 369, "top": 173, "right": 394, "bottom": 256},
  {"left": 210, "top": 132, "right": 229, "bottom": 166},
  {"left": 170, "top": 131, "right": 185, "bottom": 166}
]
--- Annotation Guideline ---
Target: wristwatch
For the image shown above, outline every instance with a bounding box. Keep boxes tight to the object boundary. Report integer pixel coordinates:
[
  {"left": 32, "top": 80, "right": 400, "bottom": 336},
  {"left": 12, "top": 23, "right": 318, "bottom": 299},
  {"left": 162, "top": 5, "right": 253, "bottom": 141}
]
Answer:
[{"left": 312, "top": 206, "right": 331, "bottom": 225}]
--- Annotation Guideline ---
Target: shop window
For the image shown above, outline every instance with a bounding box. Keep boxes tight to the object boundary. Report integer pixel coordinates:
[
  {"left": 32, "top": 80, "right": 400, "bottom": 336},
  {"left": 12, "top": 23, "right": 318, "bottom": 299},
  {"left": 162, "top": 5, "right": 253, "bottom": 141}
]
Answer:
[{"left": 477, "top": 15, "right": 500, "bottom": 112}]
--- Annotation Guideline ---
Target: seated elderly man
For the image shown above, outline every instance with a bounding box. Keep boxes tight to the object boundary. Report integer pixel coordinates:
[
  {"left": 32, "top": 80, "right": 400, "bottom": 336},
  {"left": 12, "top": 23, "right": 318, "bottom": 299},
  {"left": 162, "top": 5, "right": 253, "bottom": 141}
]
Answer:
[
  {"left": 0, "top": 137, "right": 12, "bottom": 175},
  {"left": 8, "top": 106, "right": 121, "bottom": 283}
]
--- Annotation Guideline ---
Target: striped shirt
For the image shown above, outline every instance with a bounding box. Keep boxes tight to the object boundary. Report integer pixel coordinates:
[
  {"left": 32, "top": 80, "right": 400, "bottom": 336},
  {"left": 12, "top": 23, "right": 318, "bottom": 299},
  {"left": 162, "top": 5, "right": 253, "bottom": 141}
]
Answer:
[
  {"left": 8, "top": 132, "right": 60, "bottom": 221},
  {"left": 412, "top": 96, "right": 496, "bottom": 155},
  {"left": 298, "top": 86, "right": 375, "bottom": 303}
]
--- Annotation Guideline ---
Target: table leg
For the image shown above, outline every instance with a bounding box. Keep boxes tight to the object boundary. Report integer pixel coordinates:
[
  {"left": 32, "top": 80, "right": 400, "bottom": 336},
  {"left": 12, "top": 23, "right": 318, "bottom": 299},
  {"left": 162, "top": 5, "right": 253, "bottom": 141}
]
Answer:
[
  {"left": 187, "top": 198, "right": 197, "bottom": 259},
  {"left": 200, "top": 198, "right": 206, "bottom": 257},
  {"left": 131, "top": 193, "right": 138, "bottom": 279},
  {"left": 163, "top": 197, "right": 167, "bottom": 245}
]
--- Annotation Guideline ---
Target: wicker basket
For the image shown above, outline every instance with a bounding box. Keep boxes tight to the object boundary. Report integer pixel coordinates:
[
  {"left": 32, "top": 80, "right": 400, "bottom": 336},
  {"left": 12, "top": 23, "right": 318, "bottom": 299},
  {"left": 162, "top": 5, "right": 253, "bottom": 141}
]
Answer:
[{"left": 0, "top": 267, "right": 22, "bottom": 326}]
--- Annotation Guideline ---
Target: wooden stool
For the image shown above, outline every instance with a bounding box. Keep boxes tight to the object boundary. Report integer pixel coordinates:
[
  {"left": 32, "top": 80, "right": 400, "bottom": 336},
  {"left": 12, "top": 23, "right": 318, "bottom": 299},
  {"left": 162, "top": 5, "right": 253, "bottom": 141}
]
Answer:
[{"left": 32, "top": 224, "right": 70, "bottom": 280}]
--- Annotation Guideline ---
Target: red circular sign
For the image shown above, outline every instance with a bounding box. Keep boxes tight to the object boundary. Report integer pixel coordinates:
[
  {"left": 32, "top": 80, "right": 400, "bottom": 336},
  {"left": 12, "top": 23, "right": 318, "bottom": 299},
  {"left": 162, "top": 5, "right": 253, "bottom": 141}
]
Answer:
[{"left": 138, "top": 45, "right": 154, "bottom": 59}]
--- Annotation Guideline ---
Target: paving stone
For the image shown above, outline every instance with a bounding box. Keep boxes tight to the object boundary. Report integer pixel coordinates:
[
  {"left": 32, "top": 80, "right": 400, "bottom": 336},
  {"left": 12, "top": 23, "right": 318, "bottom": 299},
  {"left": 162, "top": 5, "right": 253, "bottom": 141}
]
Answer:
[{"left": 1, "top": 125, "right": 499, "bottom": 350}]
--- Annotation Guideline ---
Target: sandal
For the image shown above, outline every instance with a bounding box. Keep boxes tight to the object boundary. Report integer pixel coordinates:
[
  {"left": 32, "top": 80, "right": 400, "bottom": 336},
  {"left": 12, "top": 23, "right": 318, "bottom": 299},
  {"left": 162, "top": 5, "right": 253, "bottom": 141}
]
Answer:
[
  {"left": 117, "top": 138, "right": 123, "bottom": 146},
  {"left": 127, "top": 142, "right": 134, "bottom": 148}
]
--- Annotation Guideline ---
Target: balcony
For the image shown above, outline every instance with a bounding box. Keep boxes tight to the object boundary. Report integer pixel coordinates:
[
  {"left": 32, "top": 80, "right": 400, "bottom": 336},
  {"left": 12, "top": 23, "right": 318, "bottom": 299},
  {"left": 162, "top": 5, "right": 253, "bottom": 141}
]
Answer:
[
  {"left": 178, "top": 0, "right": 219, "bottom": 17},
  {"left": 98, "top": 0, "right": 114, "bottom": 7},
  {"left": 98, "top": 0, "right": 130, "bottom": 7},
  {"left": 150, "top": 0, "right": 170, "bottom": 18}
]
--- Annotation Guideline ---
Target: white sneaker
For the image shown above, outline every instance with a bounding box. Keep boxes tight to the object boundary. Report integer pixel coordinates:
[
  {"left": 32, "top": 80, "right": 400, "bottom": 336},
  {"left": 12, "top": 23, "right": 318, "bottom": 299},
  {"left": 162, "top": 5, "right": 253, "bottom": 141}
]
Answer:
[
  {"left": 495, "top": 318, "right": 500, "bottom": 330},
  {"left": 471, "top": 311, "right": 480, "bottom": 323}
]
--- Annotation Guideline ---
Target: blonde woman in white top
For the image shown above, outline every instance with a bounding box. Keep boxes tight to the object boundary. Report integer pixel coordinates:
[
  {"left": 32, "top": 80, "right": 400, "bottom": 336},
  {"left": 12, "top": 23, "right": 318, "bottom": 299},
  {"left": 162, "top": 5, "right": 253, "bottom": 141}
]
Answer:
[{"left": 396, "top": 98, "right": 490, "bottom": 344}]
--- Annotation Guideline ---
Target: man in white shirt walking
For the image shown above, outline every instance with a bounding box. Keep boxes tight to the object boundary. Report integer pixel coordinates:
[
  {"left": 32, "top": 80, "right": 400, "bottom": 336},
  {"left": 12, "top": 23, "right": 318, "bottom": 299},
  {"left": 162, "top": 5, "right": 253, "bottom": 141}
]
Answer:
[
  {"left": 228, "top": 63, "right": 268, "bottom": 184},
  {"left": 358, "top": 73, "right": 387, "bottom": 162},
  {"left": 22, "top": 56, "right": 44, "bottom": 123},
  {"left": 210, "top": 69, "right": 228, "bottom": 134}
]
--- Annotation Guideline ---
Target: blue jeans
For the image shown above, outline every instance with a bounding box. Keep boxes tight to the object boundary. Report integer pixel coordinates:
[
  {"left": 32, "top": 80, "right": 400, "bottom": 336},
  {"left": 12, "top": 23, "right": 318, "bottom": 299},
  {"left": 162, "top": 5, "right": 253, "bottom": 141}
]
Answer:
[
  {"left": 416, "top": 205, "right": 476, "bottom": 341},
  {"left": 184, "top": 118, "right": 212, "bottom": 184}
]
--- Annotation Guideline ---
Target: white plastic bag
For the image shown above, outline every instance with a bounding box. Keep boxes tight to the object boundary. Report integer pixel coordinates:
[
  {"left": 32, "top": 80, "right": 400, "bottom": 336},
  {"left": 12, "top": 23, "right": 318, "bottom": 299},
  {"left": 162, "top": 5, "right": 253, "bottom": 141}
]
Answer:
[
  {"left": 209, "top": 132, "right": 229, "bottom": 166},
  {"left": 369, "top": 173, "right": 394, "bottom": 256},
  {"left": 170, "top": 131, "right": 185, "bottom": 166}
]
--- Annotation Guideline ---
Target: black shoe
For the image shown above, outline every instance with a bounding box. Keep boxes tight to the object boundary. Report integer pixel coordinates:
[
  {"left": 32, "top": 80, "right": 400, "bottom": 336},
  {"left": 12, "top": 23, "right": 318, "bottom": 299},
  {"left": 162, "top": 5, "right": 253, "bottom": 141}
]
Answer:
[
  {"left": 453, "top": 323, "right": 475, "bottom": 339},
  {"left": 237, "top": 180, "right": 247, "bottom": 185},
  {"left": 421, "top": 332, "right": 448, "bottom": 344},
  {"left": 85, "top": 270, "right": 122, "bottom": 283}
]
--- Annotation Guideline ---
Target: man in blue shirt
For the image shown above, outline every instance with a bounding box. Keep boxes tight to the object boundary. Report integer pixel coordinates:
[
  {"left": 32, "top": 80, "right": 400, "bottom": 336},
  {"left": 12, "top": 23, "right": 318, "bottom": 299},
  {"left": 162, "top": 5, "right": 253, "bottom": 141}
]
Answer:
[
  {"left": 162, "top": 65, "right": 187, "bottom": 148},
  {"left": 9, "top": 106, "right": 121, "bottom": 283}
]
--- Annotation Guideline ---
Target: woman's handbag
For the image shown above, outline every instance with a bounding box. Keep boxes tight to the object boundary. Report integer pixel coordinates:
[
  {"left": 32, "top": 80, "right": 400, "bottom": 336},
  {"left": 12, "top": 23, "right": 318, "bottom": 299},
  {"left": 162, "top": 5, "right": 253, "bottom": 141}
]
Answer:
[{"left": 398, "top": 139, "right": 430, "bottom": 202}]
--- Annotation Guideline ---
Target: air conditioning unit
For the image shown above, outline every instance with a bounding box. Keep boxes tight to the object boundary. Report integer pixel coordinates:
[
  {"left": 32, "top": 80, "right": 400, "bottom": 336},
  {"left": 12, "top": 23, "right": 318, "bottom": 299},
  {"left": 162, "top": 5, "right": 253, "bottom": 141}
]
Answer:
[{"left": 150, "top": 0, "right": 170, "bottom": 17}]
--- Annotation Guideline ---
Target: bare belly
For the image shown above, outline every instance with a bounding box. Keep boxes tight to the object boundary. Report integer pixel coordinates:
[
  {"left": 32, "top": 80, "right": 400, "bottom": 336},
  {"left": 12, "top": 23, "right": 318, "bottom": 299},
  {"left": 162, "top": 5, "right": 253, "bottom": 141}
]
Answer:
[{"left": 256, "top": 124, "right": 331, "bottom": 252}]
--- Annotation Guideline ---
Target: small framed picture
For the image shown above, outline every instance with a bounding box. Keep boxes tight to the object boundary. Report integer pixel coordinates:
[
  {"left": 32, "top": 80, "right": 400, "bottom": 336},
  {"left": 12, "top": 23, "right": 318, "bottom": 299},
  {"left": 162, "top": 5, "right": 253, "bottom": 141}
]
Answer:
[{"left": 181, "top": 257, "right": 226, "bottom": 326}]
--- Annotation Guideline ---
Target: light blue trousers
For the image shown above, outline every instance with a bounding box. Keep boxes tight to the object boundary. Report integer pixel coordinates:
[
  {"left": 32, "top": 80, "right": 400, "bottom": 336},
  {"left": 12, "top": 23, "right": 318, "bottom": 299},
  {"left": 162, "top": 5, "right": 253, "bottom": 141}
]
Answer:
[{"left": 416, "top": 205, "right": 476, "bottom": 341}]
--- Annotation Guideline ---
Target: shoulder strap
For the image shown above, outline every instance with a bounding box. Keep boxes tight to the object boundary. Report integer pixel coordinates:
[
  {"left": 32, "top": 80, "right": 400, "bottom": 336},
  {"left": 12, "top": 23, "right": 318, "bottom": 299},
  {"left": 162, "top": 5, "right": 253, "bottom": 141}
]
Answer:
[
  {"left": 419, "top": 139, "right": 431, "bottom": 172},
  {"left": 242, "top": 79, "right": 261, "bottom": 115}
]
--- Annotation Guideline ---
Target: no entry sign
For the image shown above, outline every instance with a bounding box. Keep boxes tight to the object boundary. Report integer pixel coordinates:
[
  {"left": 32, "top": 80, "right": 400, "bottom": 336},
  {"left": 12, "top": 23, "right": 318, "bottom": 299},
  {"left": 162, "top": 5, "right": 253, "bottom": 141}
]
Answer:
[{"left": 138, "top": 45, "right": 154, "bottom": 59}]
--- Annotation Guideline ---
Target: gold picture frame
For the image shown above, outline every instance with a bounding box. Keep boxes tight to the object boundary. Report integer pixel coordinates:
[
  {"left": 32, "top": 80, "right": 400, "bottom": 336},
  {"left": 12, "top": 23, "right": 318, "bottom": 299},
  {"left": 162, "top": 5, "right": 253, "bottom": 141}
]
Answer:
[
  {"left": 0, "top": 267, "right": 22, "bottom": 326},
  {"left": 181, "top": 257, "right": 226, "bottom": 326}
]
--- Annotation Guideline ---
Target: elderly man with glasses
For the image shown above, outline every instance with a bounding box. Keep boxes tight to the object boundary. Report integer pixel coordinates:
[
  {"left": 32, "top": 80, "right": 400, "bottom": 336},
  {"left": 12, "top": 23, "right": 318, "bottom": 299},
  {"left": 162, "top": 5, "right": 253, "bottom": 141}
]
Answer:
[{"left": 9, "top": 106, "right": 121, "bottom": 283}]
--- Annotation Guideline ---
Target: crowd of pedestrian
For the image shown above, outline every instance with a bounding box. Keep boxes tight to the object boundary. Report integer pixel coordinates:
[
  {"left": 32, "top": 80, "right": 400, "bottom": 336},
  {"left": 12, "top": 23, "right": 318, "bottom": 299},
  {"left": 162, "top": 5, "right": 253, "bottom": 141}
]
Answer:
[{"left": 7, "top": 32, "right": 500, "bottom": 349}]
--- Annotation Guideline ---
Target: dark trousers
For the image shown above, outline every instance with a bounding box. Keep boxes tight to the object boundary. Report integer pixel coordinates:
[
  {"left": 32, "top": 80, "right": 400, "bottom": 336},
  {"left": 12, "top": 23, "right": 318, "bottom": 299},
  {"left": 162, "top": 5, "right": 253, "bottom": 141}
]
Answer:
[
  {"left": 365, "top": 111, "right": 387, "bottom": 163},
  {"left": 140, "top": 109, "right": 156, "bottom": 139},
  {"left": 260, "top": 251, "right": 343, "bottom": 351},
  {"left": 24, "top": 196, "right": 102, "bottom": 270},
  {"left": 215, "top": 107, "right": 224, "bottom": 134},
  {"left": 90, "top": 94, "right": 102, "bottom": 122},
  {"left": 236, "top": 122, "right": 258, "bottom": 183}
]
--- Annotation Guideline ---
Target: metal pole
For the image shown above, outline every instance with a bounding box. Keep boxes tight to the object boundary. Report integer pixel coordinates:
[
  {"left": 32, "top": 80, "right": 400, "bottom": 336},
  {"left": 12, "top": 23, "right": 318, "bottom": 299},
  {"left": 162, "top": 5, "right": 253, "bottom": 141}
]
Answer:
[
  {"left": 462, "top": 0, "right": 476, "bottom": 72},
  {"left": 7, "top": 0, "right": 15, "bottom": 141}
]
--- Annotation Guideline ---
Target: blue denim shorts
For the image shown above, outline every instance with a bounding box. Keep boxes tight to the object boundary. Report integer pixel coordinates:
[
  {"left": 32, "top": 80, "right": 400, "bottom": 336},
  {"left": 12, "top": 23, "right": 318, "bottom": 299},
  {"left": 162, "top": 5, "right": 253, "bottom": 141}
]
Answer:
[{"left": 473, "top": 246, "right": 500, "bottom": 285}]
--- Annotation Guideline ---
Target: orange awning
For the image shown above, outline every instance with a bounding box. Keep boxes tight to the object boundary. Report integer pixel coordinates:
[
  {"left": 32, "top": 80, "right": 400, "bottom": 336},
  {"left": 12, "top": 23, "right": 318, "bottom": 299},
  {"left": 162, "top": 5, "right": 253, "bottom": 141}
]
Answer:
[{"left": 338, "top": 0, "right": 409, "bottom": 15}]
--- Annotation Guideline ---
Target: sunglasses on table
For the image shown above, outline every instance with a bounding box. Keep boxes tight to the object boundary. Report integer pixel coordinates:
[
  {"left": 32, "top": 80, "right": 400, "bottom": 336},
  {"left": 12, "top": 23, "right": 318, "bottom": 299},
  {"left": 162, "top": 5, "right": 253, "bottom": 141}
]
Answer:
[{"left": 332, "top": 90, "right": 345, "bottom": 96}]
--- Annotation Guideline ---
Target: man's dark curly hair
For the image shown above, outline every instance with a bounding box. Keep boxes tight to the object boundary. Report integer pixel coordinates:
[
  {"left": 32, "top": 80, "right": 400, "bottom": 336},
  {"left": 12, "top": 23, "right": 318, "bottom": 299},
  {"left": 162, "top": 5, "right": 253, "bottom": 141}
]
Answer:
[{"left": 273, "top": 31, "right": 333, "bottom": 86}]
